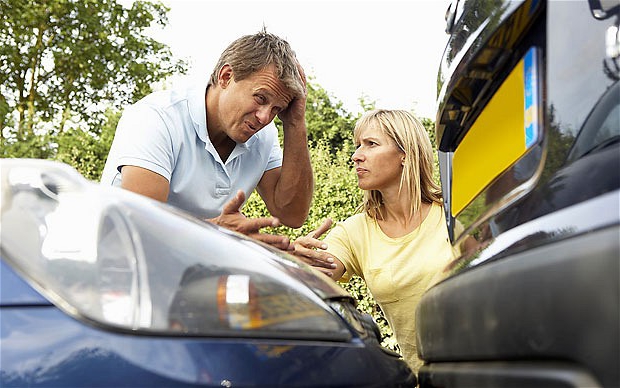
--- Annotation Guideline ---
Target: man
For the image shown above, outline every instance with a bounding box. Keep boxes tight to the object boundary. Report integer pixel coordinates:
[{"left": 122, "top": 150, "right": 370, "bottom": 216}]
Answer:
[{"left": 101, "top": 30, "right": 313, "bottom": 249}]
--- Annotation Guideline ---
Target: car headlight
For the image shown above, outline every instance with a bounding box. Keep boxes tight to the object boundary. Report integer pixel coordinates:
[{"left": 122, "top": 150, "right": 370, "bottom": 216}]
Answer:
[{"left": 0, "top": 159, "right": 350, "bottom": 340}]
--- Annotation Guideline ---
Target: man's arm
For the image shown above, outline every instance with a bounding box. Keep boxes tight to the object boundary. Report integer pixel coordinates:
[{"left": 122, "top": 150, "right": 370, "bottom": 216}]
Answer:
[
  {"left": 256, "top": 128, "right": 313, "bottom": 228},
  {"left": 256, "top": 65, "right": 313, "bottom": 229},
  {"left": 120, "top": 168, "right": 292, "bottom": 250},
  {"left": 120, "top": 165, "right": 170, "bottom": 202}
]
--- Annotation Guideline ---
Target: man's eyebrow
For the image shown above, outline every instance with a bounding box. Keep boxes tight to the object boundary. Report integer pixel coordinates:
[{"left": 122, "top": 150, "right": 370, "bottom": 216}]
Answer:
[
  {"left": 255, "top": 87, "right": 292, "bottom": 107},
  {"left": 253, "top": 87, "right": 275, "bottom": 99}
]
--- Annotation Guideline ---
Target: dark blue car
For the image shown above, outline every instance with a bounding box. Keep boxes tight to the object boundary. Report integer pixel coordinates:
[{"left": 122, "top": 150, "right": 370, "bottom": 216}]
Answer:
[{"left": 0, "top": 158, "right": 416, "bottom": 387}]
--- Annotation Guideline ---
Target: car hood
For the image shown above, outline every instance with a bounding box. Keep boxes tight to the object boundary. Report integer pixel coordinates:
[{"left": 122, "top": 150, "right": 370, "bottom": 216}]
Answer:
[{"left": 0, "top": 159, "right": 350, "bottom": 307}]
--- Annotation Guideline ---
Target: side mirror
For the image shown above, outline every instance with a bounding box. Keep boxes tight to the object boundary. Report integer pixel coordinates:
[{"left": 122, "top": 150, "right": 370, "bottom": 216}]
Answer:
[{"left": 588, "top": 0, "right": 620, "bottom": 20}]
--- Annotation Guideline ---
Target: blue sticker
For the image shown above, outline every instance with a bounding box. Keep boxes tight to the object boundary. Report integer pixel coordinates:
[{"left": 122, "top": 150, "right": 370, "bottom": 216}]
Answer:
[{"left": 524, "top": 48, "right": 538, "bottom": 149}]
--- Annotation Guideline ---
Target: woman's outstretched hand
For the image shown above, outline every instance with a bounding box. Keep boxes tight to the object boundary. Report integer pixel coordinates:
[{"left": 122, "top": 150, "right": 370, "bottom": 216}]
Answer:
[{"left": 293, "top": 218, "right": 343, "bottom": 278}]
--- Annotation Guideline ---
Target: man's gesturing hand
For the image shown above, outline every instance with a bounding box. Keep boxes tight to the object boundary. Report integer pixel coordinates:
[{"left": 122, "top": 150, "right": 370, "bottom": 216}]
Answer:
[{"left": 210, "top": 190, "right": 292, "bottom": 251}]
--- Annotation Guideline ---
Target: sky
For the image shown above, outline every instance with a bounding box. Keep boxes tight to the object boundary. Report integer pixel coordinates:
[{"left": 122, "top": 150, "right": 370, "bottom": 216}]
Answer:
[{"left": 150, "top": 0, "right": 451, "bottom": 120}]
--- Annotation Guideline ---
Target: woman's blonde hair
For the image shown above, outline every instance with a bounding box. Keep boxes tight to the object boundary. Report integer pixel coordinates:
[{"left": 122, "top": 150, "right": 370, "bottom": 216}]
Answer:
[{"left": 354, "top": 109, "right": 442, "bottom": 220}]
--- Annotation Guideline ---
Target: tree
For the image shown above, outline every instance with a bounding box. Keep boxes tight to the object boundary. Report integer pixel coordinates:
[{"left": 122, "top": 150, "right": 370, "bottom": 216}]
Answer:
[
  {"left": 304, "top": 79, "right": 359, "bottom": 151},
  {"left": 0, "top": 0, "right": 186, "bottom": 148},
  {"left": 54, "top": 109, "right": 119, "bottom": 180}
]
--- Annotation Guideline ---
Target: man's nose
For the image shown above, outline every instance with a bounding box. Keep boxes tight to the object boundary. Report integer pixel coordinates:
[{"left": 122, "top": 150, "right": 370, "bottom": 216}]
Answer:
[{"left": 256, "top": 106, "right": 273, "bottom": 125}]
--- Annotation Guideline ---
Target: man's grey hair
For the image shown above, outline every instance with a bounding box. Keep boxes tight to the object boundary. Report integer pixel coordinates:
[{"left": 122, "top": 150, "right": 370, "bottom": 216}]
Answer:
[{"left": 209, "top": 28, "right": 305, "bottom": 99}]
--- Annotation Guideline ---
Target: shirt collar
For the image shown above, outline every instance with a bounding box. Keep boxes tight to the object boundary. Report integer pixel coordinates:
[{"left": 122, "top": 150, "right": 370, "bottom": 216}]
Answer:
[{"left": 189, "top": 81, "right": 209, "bottom": 144}]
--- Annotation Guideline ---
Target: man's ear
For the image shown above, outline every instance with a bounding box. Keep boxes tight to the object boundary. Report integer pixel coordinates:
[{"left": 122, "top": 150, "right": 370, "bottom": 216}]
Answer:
[{"left": 218, "top": 64, "right": 233, "bottom": 88}]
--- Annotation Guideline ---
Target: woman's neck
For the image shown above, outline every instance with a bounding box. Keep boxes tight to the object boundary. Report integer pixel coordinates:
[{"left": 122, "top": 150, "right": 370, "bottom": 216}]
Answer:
[{"left": 377, "top": 189, "right": 431, "bottom": 238}]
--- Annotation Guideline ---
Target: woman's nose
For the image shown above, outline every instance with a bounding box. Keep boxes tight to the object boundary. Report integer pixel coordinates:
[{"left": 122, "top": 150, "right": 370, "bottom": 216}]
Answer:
[{"left": 351, "top": 148, "right": 363, "bottom": 162}]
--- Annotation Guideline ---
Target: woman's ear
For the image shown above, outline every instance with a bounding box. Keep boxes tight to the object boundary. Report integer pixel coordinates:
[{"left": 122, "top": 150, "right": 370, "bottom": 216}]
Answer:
[{"left": 218, "top": 64, "right": 233, "bottom": 88}]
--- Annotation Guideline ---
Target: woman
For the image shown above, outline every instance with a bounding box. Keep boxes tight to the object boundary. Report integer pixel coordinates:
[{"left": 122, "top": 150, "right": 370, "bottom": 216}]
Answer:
[{"left": 293, "top": 109, "right": 463, "bottom": 372}]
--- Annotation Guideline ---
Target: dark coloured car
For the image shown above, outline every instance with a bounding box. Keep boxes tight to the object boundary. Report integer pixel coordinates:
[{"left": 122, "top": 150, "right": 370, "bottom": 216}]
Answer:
[
  {"left": 0, "top": 158, "right": 416, "bottom": 387},
  {"left": 416, "top": 0, "right": 619, "bottom": 387}
]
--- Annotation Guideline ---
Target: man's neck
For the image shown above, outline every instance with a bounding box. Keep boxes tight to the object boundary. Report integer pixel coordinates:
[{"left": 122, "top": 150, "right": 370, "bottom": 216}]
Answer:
[{"left": 205, "top": 85, "right": 235, "bottom": 162}]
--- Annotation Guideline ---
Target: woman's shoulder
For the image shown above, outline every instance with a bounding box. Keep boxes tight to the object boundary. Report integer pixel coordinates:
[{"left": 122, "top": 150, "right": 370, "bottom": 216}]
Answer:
[
  {"left": 327, "top": 213, "right": 371, "bottom": 237},
  {"left": 424, "top": 201, "right": 449, "bottom": 229},
  {"left": 338, "top": 212, "right": 370, "bottom": 227},
  {"left": 430, "top": 201, "right": 446, "bottom": 216}
]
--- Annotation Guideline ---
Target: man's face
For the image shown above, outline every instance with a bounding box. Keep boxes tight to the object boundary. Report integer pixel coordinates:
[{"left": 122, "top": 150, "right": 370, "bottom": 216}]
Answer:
[{"left": 218, "top": 64, "right": 294, "bottom": 143}]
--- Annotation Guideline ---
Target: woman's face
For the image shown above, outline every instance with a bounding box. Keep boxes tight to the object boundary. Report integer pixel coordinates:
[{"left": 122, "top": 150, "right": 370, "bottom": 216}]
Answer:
[{"left": 351, "top": 123, "right": 404, "bottom": 192}]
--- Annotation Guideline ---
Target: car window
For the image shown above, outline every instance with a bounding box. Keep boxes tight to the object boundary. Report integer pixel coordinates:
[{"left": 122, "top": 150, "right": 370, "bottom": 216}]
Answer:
[{"left": 567, "top": 81, "right": 620, "bottom": 162}]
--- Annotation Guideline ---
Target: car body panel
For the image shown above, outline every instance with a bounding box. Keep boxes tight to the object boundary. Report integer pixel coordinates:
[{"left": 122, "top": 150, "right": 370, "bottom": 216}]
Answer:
[
  {"left": 417, "top": 225, "right": 619, "bottom": 386},
  {"left": 1, "top": 301, "right": 410, "bottom": 387},
  {"left": 0, "top": 260, "right": 50, "bottom": 306}
]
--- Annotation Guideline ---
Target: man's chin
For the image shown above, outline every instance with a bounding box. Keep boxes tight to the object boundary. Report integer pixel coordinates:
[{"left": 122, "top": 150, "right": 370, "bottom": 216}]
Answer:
[{"left": 234, "top": 133, "right": 254, "bottom": 144}]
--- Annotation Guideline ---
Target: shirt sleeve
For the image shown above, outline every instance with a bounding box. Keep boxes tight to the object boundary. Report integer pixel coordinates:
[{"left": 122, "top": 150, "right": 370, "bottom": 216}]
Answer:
[
  {"left": 324, "top": 220, "right": 362, "bottom": 283},
  {"left": 111, "top": 104, "right": 175, "bottom": 181}
]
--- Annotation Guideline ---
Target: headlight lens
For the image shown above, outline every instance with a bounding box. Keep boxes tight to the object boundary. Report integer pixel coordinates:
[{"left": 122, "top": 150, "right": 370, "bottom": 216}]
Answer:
[{"left": 0, "top": 160, "right": 350, "bottom": 340}]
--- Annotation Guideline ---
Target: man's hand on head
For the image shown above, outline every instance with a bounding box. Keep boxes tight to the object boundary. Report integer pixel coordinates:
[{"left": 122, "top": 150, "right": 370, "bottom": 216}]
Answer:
[{"left": 277, "top": 61, "right": 307, "bottom": 129}]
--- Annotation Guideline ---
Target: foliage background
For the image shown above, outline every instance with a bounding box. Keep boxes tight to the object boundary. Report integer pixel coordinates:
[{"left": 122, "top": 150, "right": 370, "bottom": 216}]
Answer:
[{"left": 1, "top": 0, "right": 438, "bottom": 355}]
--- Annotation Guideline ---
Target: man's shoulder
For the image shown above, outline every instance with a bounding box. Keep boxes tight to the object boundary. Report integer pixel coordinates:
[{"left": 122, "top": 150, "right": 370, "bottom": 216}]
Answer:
[{"left": 133, "top": 87, "right": 192, "bottom": 110}]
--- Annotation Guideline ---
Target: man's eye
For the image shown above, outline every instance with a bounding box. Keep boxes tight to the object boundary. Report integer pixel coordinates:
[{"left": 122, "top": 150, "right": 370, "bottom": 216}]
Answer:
[{"left": 255, "top": 95, "right": 266, "bottom": 104}]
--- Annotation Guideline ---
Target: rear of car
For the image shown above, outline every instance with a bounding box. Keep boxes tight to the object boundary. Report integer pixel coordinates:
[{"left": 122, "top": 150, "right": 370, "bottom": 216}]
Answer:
[
  {"left": 416, "top": 0, "right": 619, "bottom": 386},
  {"left": 0, "top": 158, "right": 416, "bottom": 387}
]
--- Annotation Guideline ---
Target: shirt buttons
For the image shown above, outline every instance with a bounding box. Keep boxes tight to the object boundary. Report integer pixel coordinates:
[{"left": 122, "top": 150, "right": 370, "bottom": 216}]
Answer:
[{"left": 215, "top": 187, "right": 231, "bottom": 196}]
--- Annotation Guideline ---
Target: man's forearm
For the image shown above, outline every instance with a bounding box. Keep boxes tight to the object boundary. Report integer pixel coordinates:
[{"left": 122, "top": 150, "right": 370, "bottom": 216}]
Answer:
[{"left": 274, "top": 122, "right": 314, "bottom": 227}]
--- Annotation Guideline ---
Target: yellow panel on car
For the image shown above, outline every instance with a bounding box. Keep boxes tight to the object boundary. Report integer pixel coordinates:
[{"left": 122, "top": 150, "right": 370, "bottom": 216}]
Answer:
[{"left": 451, "top": 48, "right": 539, "bottom": 216}]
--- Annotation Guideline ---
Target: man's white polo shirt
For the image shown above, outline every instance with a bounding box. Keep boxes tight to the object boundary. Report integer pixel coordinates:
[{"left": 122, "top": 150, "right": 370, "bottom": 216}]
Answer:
[{"left": 100, "top": 83, "right": 283, "bottom": 219}]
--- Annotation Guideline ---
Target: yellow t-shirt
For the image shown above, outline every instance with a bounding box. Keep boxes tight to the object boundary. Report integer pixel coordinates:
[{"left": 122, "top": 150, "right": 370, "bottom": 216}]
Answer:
[{"left": 324, "top": 202, "right": 459, "bottom": 372}]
